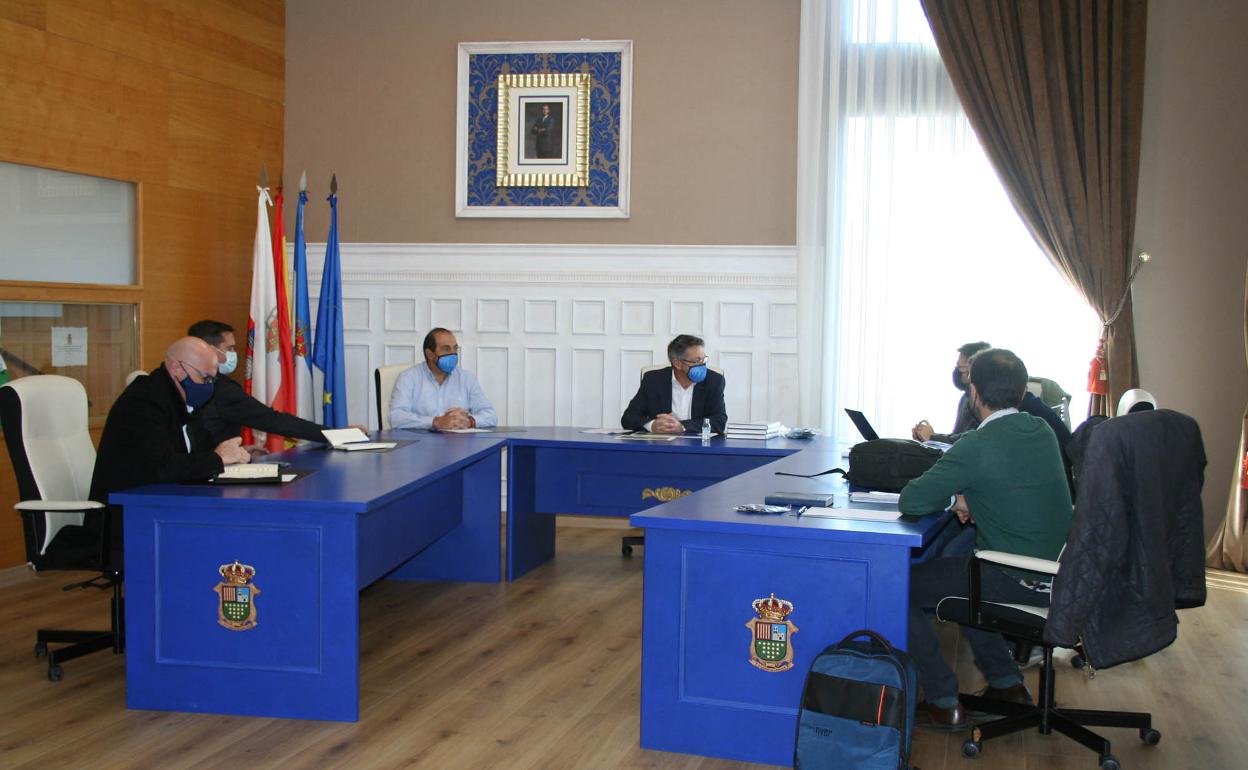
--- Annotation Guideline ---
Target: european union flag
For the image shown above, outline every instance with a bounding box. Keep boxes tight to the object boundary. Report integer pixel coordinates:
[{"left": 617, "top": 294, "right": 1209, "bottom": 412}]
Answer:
[{"left": 311, "top": 189, "right": 348, "bottom": 428}]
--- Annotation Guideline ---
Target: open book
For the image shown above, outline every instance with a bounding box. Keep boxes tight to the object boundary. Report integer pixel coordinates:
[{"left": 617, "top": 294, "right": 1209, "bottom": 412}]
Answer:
[{"left": 321, "top": 428, "right": 398, "bottom": 451}]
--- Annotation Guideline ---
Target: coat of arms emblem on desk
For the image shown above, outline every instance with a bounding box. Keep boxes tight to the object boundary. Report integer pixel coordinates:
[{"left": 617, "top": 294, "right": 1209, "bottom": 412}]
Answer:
[
  {"left": 746, "top": 593, "right": 798, "bottom": 672},
  {"left": 214, "top": 560, "right": 261, "bottom": 631}
]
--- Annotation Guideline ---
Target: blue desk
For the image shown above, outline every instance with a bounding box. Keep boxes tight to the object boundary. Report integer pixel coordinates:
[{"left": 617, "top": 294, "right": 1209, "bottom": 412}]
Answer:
[
  {"left": 115, "top": 434, "right": 506, "bottom": 721},
  {"left": 499, "top": 427, "right": 814, "bottom": 580},
  {"left": 113, "top": 426, "right": 936, "bottom": 743},
  {"left": 631, "top": 449, "right": 946, "bottom": 766}
]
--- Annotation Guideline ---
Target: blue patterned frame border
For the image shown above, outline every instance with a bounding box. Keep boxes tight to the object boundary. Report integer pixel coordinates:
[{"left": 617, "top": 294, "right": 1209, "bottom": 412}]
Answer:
[{"left": 455, "top": 41, "right": 632, "bottom": 219}]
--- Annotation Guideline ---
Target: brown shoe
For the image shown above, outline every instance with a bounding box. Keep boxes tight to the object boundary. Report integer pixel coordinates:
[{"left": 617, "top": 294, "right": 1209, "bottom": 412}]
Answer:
[
  {"left": 980, "top": 683, "right": 1034, "bottom": 706},
  {"left": 915, "top": 700, "right": 970, "bottom": 732}
]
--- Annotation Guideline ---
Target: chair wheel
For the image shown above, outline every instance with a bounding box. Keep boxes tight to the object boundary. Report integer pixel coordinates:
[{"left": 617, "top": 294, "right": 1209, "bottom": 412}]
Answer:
[
  {"left": 48, "top": 664, "right": 64, "bottom": 682},
  {"left": 34, "top": 641, "right": 48, "bottom": 659},
  {"left": 1071, "top": 654, "right": 1085, "bottom": 669},
  {"left": 1140, "top": 727, "right": 1161, "bottom": 745},
  {"left": 1099, "top": 755, "right": 1119, "bottom": 770},
  {"left": 960, "top": 739, "right": 980, "bottom": 758},
  {"left": 622, "top": 544, "right": 633, "bottom": 556}
]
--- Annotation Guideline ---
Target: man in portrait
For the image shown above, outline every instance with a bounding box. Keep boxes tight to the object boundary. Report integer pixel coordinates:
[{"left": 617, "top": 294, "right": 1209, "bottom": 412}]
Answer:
[{"left": 529, "top": 102, "right": 560, "bottom": 159}]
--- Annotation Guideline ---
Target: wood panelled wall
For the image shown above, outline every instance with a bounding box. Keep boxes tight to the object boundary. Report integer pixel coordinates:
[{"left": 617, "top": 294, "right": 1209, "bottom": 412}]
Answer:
[{"left": 0, "top": 0, "right": 284, "bottom": 567}]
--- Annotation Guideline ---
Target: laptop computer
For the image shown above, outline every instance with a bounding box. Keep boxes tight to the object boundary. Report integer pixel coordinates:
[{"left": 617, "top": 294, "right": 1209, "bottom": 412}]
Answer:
[{"left": 844, "top": 409, "right": 880, "bottom": 441}]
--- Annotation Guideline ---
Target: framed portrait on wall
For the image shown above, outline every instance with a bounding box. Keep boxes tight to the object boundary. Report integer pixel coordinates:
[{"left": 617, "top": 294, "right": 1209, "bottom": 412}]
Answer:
[
  {"left": 455, "top": 40, "right": 633, "bottom": 219},
  {"left": 496, "top": 73, "right": 590, "bottom": 187}
]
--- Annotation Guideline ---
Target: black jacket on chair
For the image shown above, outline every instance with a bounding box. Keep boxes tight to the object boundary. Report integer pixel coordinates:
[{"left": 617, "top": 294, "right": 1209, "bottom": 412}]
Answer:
[
  {"left": 194, "top": 376, "right": 326, "bottom": 445},
  {"left": 1044, "top": 409, "right": 1207, "bottom": 668},
  {"left": 621, "top": 367, "right": 728, "bottom": 434},
  {"left": 90, "top": 365, "right": 225, "bottom": 550}
]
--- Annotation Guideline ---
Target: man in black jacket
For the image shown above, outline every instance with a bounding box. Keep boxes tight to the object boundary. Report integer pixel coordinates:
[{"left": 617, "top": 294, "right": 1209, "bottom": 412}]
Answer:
[
  {"left": 90, "top": 337, "right": 252, "bottom": 551},
  {"left": 621, "top": 334, "right": 727, "bottom": 434},
  {"left": 187, "top": 320, "right": 328, "bottom": 446}
]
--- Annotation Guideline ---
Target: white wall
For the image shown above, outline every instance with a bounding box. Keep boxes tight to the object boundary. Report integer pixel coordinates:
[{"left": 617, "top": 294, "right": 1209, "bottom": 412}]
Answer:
[{"left": 306, "top": 244, "right": 798, "bottom": 430}]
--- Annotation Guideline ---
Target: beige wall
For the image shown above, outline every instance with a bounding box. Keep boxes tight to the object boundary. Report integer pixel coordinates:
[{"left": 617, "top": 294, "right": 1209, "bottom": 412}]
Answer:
[
  {"left": 1132, "top": 0, "right": 1248, "bottom": 538},
  {"left": 284, "top": 0, "right": 799, "bottom": 245}
]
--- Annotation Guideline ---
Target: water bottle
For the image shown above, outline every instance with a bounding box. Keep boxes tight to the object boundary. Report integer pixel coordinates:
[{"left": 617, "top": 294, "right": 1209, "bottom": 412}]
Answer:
[{"left": 701, "top": 417, "right": 712, "bottom": 444}]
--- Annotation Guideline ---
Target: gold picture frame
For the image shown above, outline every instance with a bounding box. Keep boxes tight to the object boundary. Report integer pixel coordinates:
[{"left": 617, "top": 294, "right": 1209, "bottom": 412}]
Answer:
[{"left": 495, "top": 72, "right": 591, "bottom": 187}]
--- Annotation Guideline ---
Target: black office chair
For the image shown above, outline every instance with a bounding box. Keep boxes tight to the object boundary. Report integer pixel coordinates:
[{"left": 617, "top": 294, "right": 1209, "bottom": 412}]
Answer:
[
  {"left": 936, "top": 410, "right": 1205, "bottom": 770},
  {"left": 0, "top": 375, "right": 124, "bottom": 681}
]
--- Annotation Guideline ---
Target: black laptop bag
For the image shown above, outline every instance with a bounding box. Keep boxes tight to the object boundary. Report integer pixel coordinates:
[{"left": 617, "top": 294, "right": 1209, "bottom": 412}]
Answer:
[{"left": 846, "top": 439, "right": 942, "bottom": 492}]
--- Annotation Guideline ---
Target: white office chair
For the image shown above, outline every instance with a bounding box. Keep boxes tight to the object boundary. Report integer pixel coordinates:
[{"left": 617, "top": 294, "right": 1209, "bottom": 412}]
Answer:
[
  {"left": 124, "top": 369, "right": 147, "bottom": 386},
  {"left": 374, "top": 364, "right": 411, "bottom": 430},
  {"left": 0, "top": 375, "right": 124, "bottom": 681}
]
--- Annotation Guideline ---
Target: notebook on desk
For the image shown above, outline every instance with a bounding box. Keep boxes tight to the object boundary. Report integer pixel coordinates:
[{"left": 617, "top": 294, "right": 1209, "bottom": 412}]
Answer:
[{"left": 321, "top": 427, "right": 398, "bottom": 451}]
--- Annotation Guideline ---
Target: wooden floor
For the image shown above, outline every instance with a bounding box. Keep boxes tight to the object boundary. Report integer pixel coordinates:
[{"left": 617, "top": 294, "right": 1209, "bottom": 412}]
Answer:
[{"left": 1, "top": 526, "right": 1246, "bottom": 769}]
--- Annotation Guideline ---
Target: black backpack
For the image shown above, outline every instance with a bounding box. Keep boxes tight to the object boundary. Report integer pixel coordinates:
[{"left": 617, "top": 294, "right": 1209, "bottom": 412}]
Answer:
[{"left": 845, "top": 439, "right": 942, "bottom": 492}]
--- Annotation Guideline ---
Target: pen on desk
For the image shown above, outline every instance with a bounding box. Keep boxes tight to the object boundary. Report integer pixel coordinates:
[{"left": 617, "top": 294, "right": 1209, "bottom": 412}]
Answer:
[{"left": 795, "top": 506, "right": 809, "bottom": 518}]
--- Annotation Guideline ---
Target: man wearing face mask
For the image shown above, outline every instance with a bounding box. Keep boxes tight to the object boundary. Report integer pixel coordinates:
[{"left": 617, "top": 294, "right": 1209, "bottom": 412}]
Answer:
[
  {"left": 621, "top": 334, "right": 727, "bottom": 434},
  {"left": 186, "top": 320, "right": 330, "bottom": 446},
  {"left": 912, "top": 341, "right": 992, "bottom": 443},
  {"left": 90, "top": 337, "right": 252, "bottom": 552},
  {"left": 389, "top": 328, "right": 497, "bottom": 430}
]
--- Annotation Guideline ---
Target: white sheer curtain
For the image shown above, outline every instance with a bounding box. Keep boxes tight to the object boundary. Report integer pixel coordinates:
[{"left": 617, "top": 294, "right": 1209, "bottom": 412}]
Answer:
[{"left": 797, "top": 0, "right": 1099, "bottom": 448}]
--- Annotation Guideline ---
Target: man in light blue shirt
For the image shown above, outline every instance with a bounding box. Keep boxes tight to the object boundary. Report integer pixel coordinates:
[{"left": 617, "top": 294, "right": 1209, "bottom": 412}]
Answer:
[{"left": 389, "top": 328, "right": 497, "bottom": 430}]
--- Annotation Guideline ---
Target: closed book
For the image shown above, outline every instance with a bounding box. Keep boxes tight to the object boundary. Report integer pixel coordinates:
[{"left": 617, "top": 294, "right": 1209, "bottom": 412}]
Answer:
[{"left": 765, "top": 491, "right": 835, "bottom": 507}]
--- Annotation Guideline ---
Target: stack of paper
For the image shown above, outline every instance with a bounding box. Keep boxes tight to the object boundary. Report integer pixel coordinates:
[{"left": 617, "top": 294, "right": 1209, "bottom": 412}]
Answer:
[
  {"left": 800, "top": 506, "right": 901, "bottom": 522},
  {"left": 725, "top": 421, "right": 784, "bottom": 440},
  {"left": 849, "top": 491, "right": 901, "bottom": 505}
]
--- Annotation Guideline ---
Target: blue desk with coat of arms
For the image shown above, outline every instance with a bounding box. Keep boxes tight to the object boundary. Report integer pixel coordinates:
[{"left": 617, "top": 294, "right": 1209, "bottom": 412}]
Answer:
[
  {"left": 114, "top": 427, "right": 943, "bottom": 756},
  {"left": 630, "top": 446, "right": 948, "bottom": 766},
  {"left": 115, "top": 434, "right": 507, "bottom": 722}
]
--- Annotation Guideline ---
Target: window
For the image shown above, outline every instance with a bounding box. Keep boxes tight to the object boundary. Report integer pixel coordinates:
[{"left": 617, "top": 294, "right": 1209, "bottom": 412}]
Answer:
[{"left": 827, "top": 0, "right": 1098, "bottom": 445}]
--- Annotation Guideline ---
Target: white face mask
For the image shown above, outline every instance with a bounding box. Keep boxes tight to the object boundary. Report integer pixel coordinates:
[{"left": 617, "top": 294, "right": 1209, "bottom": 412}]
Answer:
[{"left": 218, "top": 350, "right": 238, "bottom": 376}]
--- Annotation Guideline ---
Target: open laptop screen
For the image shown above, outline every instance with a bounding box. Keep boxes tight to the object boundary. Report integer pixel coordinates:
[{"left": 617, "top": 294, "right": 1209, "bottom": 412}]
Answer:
[{"left": 844, "top": 409, "right": 880, "bottom": 441}]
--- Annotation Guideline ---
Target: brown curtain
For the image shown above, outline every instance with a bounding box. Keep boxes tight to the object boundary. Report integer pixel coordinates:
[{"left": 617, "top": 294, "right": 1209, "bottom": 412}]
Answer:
[
  {"left": 919, "top": 0, "right": 1148, "bottom": 414},
  {"left": 1207, "top": 260, "right": 1248, "bottom": 571}
]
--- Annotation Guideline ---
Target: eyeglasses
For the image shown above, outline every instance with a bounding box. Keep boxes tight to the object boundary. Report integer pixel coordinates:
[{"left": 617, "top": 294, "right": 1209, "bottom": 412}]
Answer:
[
  {"left": 680, "top": 356, "right": 708, "bottom": 366},
  {"left": 180, "top": 360, "right": 216, "bottom": 384}
]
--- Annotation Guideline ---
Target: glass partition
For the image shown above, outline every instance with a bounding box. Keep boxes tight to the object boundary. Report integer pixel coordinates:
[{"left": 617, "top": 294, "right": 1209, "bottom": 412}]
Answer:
[{"left": 0, "top": 302, "right": 139, "bottom": 425}]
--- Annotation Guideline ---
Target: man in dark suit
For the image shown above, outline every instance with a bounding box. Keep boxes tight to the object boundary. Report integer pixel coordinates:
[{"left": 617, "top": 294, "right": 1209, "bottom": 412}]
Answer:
[
  {"left": 187, "top": 320, "right": 329, "bottom": 447},
  {"left": 531, "top": 103, "right": 557, "bottom": 158},
  {"left": 621, "top": 334, "right": 727, "bottom": 434},
  {"left": 90, "top": 336, "right": 251, "bottom": 551}
]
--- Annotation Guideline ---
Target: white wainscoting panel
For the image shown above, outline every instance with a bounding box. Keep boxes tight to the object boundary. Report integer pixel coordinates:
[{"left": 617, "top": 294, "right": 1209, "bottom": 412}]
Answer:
[
  {"left": 301, "top": 244, "right": 797, "bottom": 430},
  {"left": 477, "top": 346, "right": 511, "bottom": 424},
  {"left": 384, "top": 298, "right": 418, "bottom": 331},
  {"left": 430, "top": 298, "right": 463, "bottom": 331},
  {"left": 621, "top": 300, "right": 655, "bottom": 336},
  {"left": 572, "top": 299, "right": 607, "bottom": 335},
  {"left": 670, "top": 301, "right": 704, "bottom": 336},
  {"left": 571, "top": 348, "right": 607, "bottom": 427},
  {"left": 477, "top": 299, "right": 511, "bottom": 333}
]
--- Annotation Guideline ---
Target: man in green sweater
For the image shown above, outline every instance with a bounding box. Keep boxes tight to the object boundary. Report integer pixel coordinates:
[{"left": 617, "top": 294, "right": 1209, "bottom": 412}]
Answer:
[{"left": 899, "top": 348, "right": 1073, "bottom": 730}]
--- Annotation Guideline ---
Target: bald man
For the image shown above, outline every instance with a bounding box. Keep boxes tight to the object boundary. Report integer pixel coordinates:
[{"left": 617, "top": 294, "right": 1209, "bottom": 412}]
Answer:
[{"left": 90, "top": 337, "right": 251, "bottom": 553}]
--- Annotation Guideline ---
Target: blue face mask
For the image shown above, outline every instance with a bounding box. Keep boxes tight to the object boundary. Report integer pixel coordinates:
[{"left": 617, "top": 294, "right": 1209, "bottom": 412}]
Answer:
[
  {"left": 687, "top": 363, "right": 708, "bottom": 383},
  {"left": 437, "top": 353, "right": 458, "bottom": 374},
  {"left": 179, "top": 376, "right": 216, "bottom": 409},
  {"left": 218, "top": 350, "right": 238, "bottom": 376}
]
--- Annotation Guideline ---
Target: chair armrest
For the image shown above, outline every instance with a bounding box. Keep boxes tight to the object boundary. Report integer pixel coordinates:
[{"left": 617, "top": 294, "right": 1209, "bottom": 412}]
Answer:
[
  {"left": 975, "top": 549, "right": 1059, "bottom": 576},
  {"left": 15, "top": 500, "right": 105, "bottom": 512}
]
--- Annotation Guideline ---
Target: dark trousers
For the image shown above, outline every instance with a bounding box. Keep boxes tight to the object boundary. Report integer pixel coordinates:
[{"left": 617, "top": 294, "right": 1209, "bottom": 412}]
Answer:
[{"left": 908, "top": 554, "right": 1051, "bottom": 702}]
